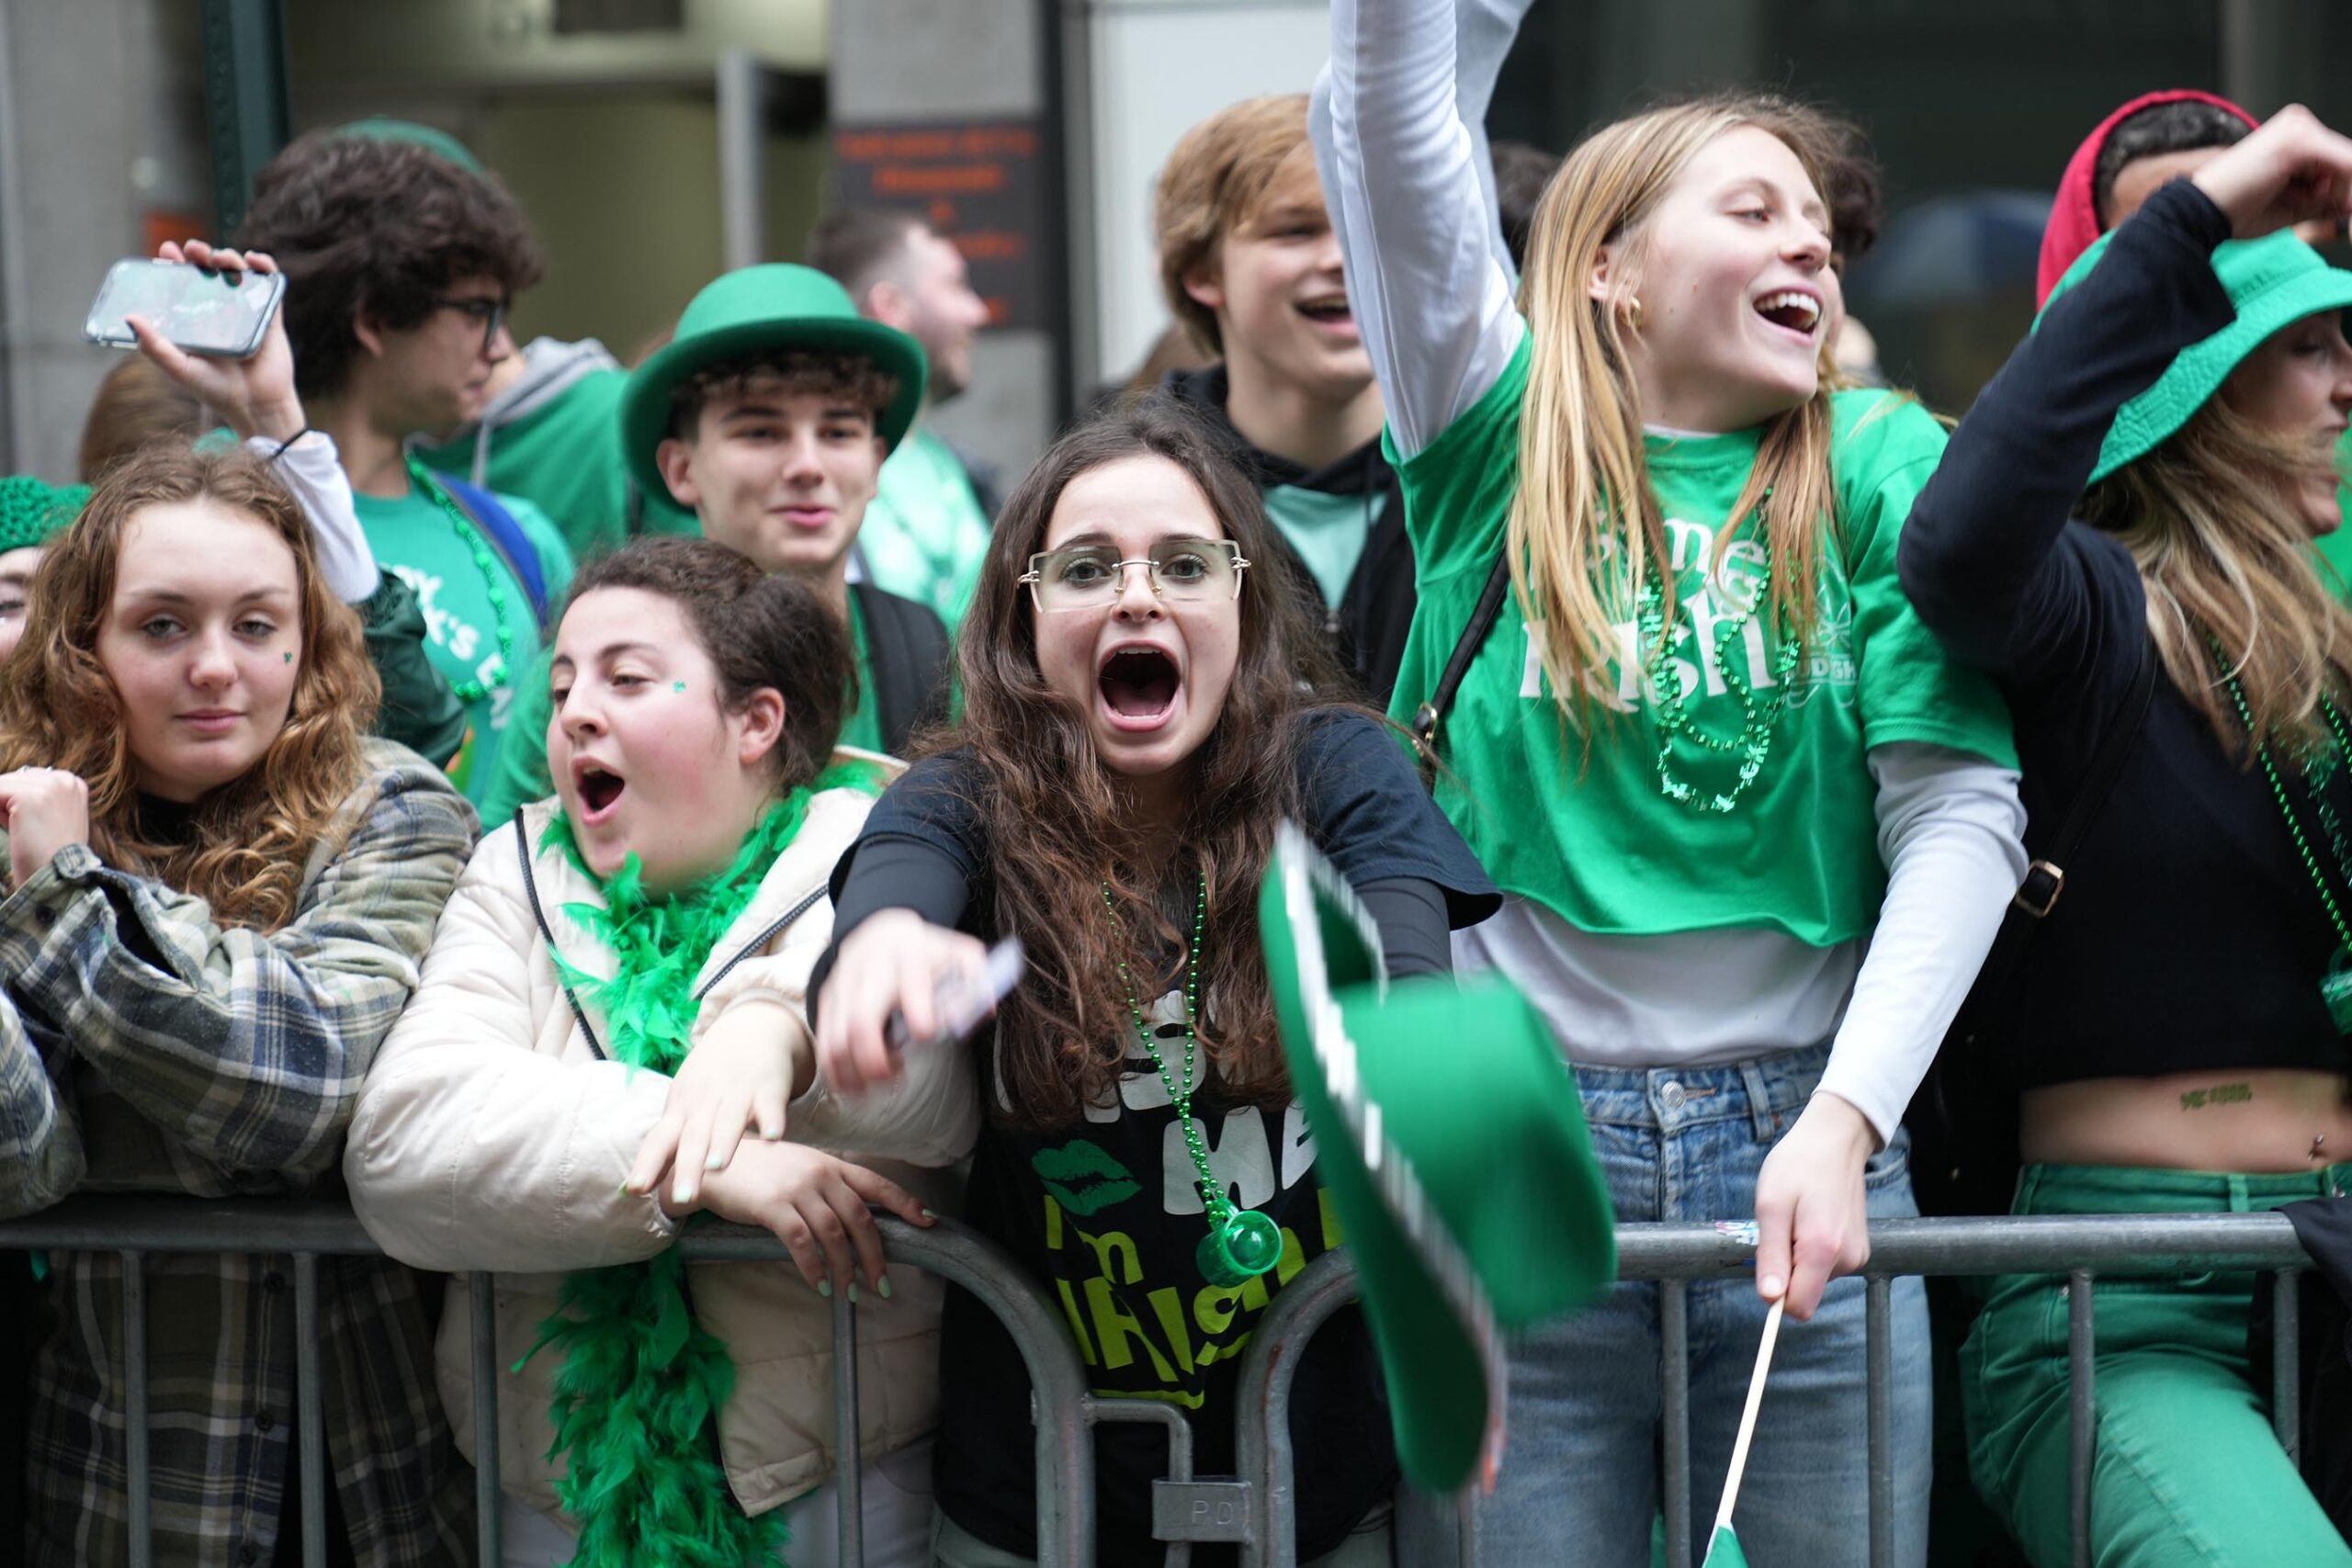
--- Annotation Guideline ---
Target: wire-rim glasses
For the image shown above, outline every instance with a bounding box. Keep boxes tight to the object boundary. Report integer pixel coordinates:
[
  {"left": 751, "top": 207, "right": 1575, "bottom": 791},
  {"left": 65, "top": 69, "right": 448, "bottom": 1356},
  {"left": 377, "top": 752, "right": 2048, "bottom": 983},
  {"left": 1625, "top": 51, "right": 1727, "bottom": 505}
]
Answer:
[{"left": 1020, "top": 537, "right": 1250, "bottom": 613}]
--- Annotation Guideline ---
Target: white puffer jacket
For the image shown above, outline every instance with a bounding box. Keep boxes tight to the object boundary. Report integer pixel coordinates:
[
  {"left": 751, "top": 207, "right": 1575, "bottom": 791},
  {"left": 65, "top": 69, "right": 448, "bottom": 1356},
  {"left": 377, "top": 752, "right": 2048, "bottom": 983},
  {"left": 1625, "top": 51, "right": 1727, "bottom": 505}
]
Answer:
[{"left": 344, "top": 762, "right": 978, "bottom": 1517}]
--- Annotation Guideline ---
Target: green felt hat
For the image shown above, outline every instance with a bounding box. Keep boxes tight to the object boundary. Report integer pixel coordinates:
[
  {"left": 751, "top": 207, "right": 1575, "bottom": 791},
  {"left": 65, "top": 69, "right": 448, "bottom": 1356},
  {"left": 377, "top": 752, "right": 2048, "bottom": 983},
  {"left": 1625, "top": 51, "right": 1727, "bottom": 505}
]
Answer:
[
  {"left": 2042, "top": 228, "right": 2352, "bottom": 486},
  {"left": 334, "top": 118, "right": 485, "bottom": 175},
  {"left": 0, "top": 477, "right": 89, "bottom": 555},
  {"left": 618, "top": 265, "right": 927, "bottom": 500},
  {"left": 1260, "top": 824, "right": 1615, "bottom": 1493}
]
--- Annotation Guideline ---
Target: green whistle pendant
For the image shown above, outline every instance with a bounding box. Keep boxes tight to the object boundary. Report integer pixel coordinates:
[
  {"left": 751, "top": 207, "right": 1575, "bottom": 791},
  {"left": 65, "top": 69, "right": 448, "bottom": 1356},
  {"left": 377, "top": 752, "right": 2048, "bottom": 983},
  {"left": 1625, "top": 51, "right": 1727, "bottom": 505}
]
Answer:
[{"left": 1104, "top": 874, "right": 1283, "bottom": 1287}]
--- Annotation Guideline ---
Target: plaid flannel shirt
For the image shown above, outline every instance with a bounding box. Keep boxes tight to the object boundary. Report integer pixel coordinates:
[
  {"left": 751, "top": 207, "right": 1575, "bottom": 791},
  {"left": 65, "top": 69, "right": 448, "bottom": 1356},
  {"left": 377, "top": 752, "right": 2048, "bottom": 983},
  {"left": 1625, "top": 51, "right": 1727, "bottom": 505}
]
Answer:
[{"left": 0, "top": 741, "right": 481, "bottom": 1568}]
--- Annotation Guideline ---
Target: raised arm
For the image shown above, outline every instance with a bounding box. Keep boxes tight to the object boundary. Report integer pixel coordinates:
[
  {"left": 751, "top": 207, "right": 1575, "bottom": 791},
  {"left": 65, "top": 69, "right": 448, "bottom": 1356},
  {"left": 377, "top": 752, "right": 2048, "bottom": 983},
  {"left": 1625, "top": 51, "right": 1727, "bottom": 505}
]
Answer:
[
  {"left": 1317, "top": 0, "right": 1528, "bottom": 458},
  {"left": 1895, "top": 181, "right": 2233, "bottom": 682}
]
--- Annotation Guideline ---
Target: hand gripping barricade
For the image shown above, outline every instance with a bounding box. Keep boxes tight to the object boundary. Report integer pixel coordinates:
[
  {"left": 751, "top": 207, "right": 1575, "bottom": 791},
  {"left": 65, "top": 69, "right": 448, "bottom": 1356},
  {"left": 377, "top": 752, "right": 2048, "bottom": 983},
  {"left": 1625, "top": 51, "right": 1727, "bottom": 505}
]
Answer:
[{"left": 0, "top": 1188, "right": 2332, "bottom": 1566}]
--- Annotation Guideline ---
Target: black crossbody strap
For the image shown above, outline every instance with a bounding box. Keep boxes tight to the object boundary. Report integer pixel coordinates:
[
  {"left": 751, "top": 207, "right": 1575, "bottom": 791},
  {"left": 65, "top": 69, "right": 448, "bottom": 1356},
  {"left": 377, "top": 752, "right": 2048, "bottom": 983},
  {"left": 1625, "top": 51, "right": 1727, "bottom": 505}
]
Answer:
[
  {"left": 2008, "top": 634, "right": 2159, "bottom": 923},
  {"left": 1413, "top": 551, "right": 1515, "bottom": 787}
]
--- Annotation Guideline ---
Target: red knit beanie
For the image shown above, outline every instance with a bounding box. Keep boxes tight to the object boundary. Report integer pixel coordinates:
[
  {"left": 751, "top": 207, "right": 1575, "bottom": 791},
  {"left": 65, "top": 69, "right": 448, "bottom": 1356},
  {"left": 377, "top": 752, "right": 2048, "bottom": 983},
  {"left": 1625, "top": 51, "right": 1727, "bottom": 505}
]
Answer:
[{"left": 2035, "top": 89, "right": 2258, "bottom": 306}]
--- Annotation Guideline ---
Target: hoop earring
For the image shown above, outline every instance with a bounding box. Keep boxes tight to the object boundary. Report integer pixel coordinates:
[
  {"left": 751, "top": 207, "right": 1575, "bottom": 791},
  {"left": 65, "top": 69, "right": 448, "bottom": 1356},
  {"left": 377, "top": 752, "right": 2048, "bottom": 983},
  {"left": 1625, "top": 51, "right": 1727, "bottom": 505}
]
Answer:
[{"left": 1625, "top": 296, "right": 1645, "bottom": 330}]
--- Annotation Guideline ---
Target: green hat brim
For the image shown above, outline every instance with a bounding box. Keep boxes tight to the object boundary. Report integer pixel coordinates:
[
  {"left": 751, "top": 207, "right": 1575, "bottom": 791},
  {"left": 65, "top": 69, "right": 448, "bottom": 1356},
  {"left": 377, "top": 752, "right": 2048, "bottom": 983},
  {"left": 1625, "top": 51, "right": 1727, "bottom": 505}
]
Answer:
[
  {"left": 2041, "top": 230, "right": 2352, "bottom": 486},
  {"left": 1261, "top": 825, "right": 1615, "bottom": 1492},
  {"left": 619, "top": 310, "right": 927, "bottom": 504}
]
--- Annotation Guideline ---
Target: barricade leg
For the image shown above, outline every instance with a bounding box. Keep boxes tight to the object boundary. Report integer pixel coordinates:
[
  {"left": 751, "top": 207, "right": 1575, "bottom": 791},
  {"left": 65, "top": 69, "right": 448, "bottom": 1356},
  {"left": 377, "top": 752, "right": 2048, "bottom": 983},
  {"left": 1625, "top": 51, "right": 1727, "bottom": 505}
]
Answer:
[
  {"left": 2273, "top": 1268, "right": 2301, "bottom": 1463},
  {"left": 1660, "top": 1280, "right": 1691, "bottom": 1568},
  {"left": 1865, "top": 1276, "right": 1893, "bottom": 1568},
  {"left": 1233, "top": 1249, "right": 1359, "bottom": 1568},
  {"left": 469, "top": 1272, "right": 503, "bottom": 1568},
  {"left": 834, "top": 1284, "right": 865, "bottom": 1566},
  {"left": 2066, "top": 1269, "right": 2094, "bottom": 1568},
  {"left": 294, "top": 1253, "right": 327, "bottom": 1567},
  {"left": 123, "top": 1249, "right": 152, "bottom": 1568}
]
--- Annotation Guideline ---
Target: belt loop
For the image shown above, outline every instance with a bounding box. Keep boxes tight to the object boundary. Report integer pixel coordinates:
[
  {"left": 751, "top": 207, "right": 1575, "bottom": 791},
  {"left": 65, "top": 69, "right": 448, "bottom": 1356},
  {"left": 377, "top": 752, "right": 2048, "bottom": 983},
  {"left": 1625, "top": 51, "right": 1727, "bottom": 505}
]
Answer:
[
  {"left": 2227, "top": 1174, "right": 2252, "bottom": 1214},
  {"left": 1738, "top": 1057, "right": 1780, "bottom": 1140}
]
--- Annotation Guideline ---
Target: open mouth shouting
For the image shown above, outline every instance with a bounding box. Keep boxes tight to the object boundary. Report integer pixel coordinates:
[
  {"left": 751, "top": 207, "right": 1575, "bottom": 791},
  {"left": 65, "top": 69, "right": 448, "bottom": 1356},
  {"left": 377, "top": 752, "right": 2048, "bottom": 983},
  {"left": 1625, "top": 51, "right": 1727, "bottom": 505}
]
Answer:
[
  {"left": 571, "top": 758, "right": 628, "bottom": 825},
  {"left": 1097, "top": 643, "right": 1182, "bottom": 733},
  {"left": 1754, "top": 288, "right": 1824, "bottom": 341}
]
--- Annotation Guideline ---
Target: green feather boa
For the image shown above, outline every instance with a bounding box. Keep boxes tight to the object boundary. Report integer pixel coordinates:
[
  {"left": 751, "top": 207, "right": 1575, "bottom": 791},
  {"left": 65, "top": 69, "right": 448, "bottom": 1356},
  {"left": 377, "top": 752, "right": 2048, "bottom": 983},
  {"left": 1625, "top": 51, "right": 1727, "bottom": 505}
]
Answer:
[{"left": 523, "top": 763, "right": 876, "bottom": 1567}]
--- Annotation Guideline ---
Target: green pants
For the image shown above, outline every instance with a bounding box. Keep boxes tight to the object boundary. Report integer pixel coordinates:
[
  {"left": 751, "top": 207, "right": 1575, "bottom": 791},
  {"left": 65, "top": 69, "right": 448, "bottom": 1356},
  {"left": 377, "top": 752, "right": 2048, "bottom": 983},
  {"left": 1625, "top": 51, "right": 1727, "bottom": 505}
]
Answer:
[{"left": 1962, "top": 1161, "right": 2352, "bottom": 1567}]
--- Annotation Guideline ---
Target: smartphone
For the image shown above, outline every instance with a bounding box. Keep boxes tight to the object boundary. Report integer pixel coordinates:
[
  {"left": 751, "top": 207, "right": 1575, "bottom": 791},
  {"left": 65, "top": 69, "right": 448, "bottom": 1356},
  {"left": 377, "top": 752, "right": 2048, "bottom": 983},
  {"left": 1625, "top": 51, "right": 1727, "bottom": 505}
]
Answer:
[{"left": 83, "top": 257, "right": 285, "bottom": 358}]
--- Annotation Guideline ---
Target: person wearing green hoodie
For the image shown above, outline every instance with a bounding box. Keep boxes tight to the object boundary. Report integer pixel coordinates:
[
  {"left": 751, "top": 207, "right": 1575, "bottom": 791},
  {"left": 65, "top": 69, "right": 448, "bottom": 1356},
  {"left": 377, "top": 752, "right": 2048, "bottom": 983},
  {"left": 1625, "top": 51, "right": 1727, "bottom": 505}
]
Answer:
[
  {"left": 480, "top": 264, "right": 953, "bottom": 825},
  {"left": 0, "top": 478, "right": 85, "bottom": 669},
  {"left": 233, "top": 129, "right": 576, "bottom": 807}
]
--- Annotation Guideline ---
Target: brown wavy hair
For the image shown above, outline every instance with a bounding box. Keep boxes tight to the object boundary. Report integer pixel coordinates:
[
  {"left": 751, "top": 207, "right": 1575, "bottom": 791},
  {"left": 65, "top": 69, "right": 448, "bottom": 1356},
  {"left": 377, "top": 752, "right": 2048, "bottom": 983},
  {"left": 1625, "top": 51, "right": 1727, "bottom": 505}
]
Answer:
[
  {"left": 943, "top": 398, "right": 1342, "bottom": 1129},
  {"left": 0, "top": 446, "right": 380, "bottom": 930},
  {"left": 2082, "top": 396, "right": 2352, "bottom": 752}
]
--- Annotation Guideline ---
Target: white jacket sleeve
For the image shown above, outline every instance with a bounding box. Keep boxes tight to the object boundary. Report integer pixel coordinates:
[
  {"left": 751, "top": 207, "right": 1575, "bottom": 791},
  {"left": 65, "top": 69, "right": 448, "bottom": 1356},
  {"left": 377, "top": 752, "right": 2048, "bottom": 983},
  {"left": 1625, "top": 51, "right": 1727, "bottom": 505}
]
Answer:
[
  {"left": 1815, "top": 743, "right": 2029, "bottom": 1144},
  {"left": 1318, "top": 0, "right": 1527, "bottom": 459},
  {"left": 343, "top": 826, "right": 678, "bottom": 1273},
  {"left": 696, "top": 908, "right": 980, "bottom": 1168},
  {"left": 247, "top": 430, "right": 379, "bottom": 604}
]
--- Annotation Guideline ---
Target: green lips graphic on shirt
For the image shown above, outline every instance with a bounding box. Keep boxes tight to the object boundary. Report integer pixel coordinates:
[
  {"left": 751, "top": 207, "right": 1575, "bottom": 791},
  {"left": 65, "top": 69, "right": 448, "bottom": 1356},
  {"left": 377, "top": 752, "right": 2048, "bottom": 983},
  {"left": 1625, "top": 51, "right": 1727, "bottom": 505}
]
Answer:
[{"left": 1032, "top": 1139, "right": 1141, "bottom": 1216}]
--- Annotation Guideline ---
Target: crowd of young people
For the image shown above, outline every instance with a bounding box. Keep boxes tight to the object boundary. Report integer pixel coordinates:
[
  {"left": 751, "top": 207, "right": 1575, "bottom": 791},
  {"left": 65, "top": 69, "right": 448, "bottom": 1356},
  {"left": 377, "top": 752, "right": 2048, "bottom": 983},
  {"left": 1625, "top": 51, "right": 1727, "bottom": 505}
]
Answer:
[{"left": 0, "top": 6, "right": 2348, "bottom": 1565}]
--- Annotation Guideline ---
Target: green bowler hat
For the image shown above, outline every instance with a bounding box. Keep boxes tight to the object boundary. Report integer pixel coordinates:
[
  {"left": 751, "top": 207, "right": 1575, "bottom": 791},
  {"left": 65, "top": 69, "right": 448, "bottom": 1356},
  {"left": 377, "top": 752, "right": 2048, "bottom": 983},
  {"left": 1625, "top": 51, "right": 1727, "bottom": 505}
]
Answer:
[
  {"left": 1260, "top": 823, "right": 1615, "bottom": 1493},
  {"left": 2041, "top": 226, "right": 2352, "bottom": 487},
  {"left": 619, "top": 264, "right": 928, "bottom": 499}
]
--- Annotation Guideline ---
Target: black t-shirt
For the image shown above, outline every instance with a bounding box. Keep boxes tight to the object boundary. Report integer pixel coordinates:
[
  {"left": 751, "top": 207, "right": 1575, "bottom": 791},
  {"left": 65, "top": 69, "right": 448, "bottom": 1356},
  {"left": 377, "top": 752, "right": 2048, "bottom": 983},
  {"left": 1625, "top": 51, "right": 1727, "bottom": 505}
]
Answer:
[{"left": 821, "top": 710, "right": 1497, "bottom": 1562}]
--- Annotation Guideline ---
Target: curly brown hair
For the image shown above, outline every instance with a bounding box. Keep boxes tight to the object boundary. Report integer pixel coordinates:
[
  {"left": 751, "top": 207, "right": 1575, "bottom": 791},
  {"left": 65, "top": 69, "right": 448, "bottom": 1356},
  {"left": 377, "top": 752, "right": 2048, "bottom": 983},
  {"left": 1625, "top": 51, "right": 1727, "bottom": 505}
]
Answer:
[
  {"left": 232, "top": 130, "right": 544, "bottom": 400},
  {"left": 562, "top": 536, "right": 854, "bottom": 792},
  {"left": 943, "top": 397, "right": 1345, "bottom": 1130},
  {"left": 0, "top": 446, "right": 381, "bottom": 930},
  {"left": 666, "top": 349, "right": 901, "bottom": 442}
]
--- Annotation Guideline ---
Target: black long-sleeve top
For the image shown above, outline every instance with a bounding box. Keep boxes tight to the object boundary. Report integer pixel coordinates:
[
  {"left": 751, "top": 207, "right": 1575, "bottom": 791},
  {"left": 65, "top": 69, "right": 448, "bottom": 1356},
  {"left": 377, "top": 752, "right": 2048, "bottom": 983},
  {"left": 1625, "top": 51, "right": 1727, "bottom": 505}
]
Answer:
[{"left": 1898, "top": 177, "right": 2350, "bottom": 1090}]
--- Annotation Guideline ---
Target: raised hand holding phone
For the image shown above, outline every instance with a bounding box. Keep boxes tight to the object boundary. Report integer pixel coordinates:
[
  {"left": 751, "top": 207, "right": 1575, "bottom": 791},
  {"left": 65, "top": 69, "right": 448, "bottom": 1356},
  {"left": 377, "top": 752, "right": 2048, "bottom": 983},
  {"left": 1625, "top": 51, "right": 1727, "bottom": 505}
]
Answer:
[{"left": 119, "top": 243, "right": 306, "bottom": 443}]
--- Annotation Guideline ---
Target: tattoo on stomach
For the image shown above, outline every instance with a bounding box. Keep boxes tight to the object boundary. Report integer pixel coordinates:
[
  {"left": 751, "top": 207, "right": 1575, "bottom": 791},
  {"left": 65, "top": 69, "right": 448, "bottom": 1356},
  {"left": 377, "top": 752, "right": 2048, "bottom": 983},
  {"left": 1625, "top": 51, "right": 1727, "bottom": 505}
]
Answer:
[{"left": 2179, "top": 1083, "right": 2255, "bottom": 1111}]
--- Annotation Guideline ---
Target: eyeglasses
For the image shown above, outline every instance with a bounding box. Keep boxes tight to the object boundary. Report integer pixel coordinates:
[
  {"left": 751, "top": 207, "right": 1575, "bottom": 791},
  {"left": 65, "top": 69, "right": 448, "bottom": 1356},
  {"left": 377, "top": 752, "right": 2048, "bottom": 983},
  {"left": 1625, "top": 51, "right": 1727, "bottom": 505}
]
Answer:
[
  {"left": 430, "top": 294, "right": 511, "bottom": 354},
  {"left": 1020, "top": 538, "right": 1250, "bottom": 613}
]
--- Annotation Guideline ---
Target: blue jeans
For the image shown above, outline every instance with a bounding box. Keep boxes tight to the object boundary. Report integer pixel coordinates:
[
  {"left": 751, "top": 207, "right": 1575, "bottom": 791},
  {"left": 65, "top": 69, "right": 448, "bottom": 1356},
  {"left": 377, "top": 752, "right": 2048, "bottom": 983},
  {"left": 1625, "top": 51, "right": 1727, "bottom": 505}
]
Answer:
[{"left": 1476, "top": 1044, "right": 1931, "bottom": 1567}]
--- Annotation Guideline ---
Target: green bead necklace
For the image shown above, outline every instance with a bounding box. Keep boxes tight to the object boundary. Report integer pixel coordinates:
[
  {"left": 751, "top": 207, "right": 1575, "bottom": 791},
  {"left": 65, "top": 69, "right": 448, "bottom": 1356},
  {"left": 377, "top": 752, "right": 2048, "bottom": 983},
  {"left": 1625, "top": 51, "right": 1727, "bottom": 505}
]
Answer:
[
  {"left": 404, "top": 455, "right": 518, "bottom": 704},
  {"left": 1101, "top": 874, "right": 1284, "bottom": 1288},
  {"left": 2214, "top": 649, "right": 2352, "bottom": 1032},
  {"left": 1636, "top": 544, "right": 1803, "bottom": 815}
]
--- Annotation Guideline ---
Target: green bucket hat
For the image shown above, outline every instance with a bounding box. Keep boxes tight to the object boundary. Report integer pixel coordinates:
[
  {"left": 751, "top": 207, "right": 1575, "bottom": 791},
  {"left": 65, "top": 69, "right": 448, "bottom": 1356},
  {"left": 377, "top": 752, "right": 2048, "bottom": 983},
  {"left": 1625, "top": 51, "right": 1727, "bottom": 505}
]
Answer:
[
  {"left": 0, "top": 477, "right": 89, "bottom": 556},
  {"left": 1260, "top": 824, "right": 1615, "bottom": 1492},
  {"left": 2041, "top": 228, "right": 2352, "bottom": 487},
  {"left": 619, "top": 265, "right": 928, "bottom": 501}
]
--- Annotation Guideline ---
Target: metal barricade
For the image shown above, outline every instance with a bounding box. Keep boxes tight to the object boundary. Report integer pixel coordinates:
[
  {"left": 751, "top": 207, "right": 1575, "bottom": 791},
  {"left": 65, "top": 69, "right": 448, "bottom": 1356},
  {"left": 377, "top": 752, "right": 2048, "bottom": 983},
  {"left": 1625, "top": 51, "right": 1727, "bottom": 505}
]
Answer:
[{"left": 0, "top": 1200, "right": 2318, "bottom": 1568}]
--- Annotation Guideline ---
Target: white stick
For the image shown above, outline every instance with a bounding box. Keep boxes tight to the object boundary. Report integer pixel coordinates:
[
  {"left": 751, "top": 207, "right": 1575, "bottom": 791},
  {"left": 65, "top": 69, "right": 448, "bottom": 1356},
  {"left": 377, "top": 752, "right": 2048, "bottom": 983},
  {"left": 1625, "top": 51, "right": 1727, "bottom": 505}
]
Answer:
[{"left": 1712, "top": 1296, "right": 1787, "bottom": 1536}]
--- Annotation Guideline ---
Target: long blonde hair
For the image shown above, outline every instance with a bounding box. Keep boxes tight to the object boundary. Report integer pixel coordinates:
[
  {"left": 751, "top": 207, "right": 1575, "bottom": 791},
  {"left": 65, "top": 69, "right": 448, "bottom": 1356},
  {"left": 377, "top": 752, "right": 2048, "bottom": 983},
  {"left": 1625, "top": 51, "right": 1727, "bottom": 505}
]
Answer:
[
  {"left": 2081, "top": 399, "right": 2352, "bottom": 754},
  {"left": 1512, "top": 94, "right": 1849, "bottom": 724},
  {"left": 0, "top": 446, "right": 380, "bottom": 930}
]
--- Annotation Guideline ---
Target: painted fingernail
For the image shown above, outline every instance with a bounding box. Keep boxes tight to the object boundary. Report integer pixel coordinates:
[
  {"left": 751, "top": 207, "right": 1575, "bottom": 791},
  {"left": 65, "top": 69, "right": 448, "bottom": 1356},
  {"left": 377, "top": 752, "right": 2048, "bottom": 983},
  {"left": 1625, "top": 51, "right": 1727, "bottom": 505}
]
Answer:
[
  {"left": 920, "top": 1208, "right": 938, "bottom": 1221},
  {"left": 672, "top": 1179, "right": 695, "bottom": 1206},
  {"left": 1760, "top": 1275, "right": 1785, "bottom": 1297},
  {"left": 817, "top": 1280, "right": 832, "bottom": 1298},
  {"left": 876, "top": 1276, "right": 894, "bottom": 1299},
  {"left": 704, "top": 1155, "right": 726, "bottom": 1171},
  {"left": 848, "top": 1282, "right": 862, "bottom": 1303}
]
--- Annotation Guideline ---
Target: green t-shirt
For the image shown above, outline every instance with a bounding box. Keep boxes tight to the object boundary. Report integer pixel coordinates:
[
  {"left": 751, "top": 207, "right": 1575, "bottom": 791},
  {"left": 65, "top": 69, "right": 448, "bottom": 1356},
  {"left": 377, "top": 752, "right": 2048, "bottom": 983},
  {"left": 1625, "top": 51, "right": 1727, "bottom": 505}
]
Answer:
[
  {"left": 859, "top": 426, "right": 993, "bottom": 635},
  {"left": 355, "top": 481, "right": 575, "bottom": 807},
  {"left": 1387, "top": 332, "right": 2017, "bottom": 946},
  {"left": 414, "top": 365, "right": 696, "bottom": 560},
  {"left": 1262, "top": 483, "right": 1384, "bottom": 609},
  {"left": 479, "top": 588, "right": 889, "bottom": 826}
]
